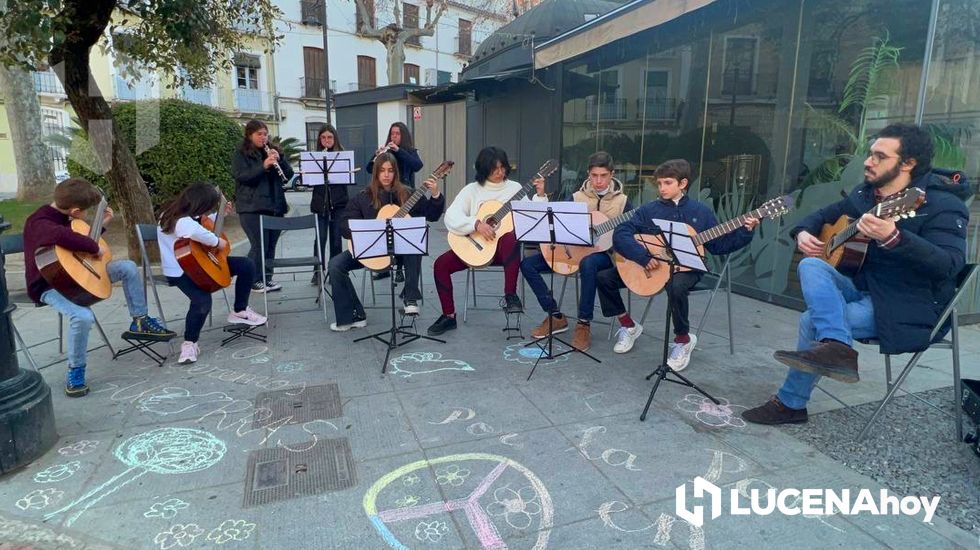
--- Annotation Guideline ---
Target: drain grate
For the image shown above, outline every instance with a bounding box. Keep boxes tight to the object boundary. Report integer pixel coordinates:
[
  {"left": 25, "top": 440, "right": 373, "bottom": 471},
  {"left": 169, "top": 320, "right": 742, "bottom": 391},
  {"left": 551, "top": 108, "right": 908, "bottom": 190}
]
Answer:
[
  {"left": 242, "top": 438, "right": 357, "bottom": 507},
  {"left": 252, "top": 383, "right": 342, "bottom": 428}
]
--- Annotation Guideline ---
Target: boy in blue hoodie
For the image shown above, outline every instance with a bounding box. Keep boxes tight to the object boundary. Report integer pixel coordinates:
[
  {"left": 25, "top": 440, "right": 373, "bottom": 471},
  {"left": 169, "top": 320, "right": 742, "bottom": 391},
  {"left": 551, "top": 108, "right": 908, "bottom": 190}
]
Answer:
[{"left": 595, "top": 159, "right": 758, "bottom": 368}]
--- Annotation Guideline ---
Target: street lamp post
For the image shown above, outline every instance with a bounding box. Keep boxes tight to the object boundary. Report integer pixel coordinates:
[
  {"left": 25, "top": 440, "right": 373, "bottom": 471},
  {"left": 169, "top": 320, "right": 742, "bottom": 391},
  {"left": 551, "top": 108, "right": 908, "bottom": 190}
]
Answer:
[{"left": 0, "top": 216, "right": 57, "bottom": 475}]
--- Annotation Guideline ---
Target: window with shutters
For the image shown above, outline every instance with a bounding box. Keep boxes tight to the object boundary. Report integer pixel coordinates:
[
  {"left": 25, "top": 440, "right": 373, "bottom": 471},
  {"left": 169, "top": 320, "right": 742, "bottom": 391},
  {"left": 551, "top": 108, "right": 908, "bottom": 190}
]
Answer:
[
  {"left": 357, "top": 56, "right": 376, "bottom": 90},
  {"left": 303, "top": 47, "right": 326, "bottom": 98},
  {"left": 404, "top": 3, "right": 420, "bottom": 46},
  {"left": 458, "top": 19, "right": 472, "bottom": 56},
  {"left": 356, "top": 0, "right": 376, "bottom": 32},
  {"left": 404, "top": 64, "right": 420, "bottom": 85}
]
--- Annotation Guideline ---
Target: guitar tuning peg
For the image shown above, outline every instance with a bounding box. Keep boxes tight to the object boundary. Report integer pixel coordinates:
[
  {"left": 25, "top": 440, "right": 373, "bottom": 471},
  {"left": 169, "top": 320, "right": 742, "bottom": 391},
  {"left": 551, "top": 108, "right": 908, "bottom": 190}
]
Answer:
[{"left": 908, "top": 211, "right": 916, "bottom": 218}]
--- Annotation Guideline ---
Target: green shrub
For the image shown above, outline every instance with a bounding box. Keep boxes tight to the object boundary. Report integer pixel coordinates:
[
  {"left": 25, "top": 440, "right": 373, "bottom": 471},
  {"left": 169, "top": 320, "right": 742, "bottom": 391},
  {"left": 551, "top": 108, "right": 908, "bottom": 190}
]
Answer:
[{"left": 67, "top": 99, "right": 243, "bottom": 207}]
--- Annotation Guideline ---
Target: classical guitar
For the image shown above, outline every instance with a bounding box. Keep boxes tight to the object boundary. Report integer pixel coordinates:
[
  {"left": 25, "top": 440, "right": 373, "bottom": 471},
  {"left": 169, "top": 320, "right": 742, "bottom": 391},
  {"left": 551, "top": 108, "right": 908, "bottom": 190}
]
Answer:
[
  {"left": 616, "top": 195, "right": 794, "bottom": 296},
  {"left": 361, "top": 160, "right": 455, "bottom": 271},
  {"left": 447, "top": 159, "right": 559, "bottom": 267},
  {"left": 36, "top": 196, "right": 114, "bottom": 306},
  {"left": 818, "top": 187, "right": 925, "bottom": 277},
  {"left": 175, "top": 192, "right": 232, "bottom": 292},
  {"left": 544, "top": 209, "right": 635, "bottom": 275}
]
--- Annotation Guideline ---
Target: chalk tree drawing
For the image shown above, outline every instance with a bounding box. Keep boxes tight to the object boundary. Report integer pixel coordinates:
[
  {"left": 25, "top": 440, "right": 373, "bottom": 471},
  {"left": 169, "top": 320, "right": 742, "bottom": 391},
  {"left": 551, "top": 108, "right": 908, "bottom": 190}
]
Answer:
[
  {"left": 389, "top": 352, "right": 474, "bottom": 378},
  {"left": 144, "top": 498, "right": 190, "bottom": 519},
  {"left": 502, "top": 342, "right": 570, "bottom": 366},
  {"left": 154, "top": 523, "right": 204, "bottom": 549},
  {"left": 675, "top": 394, "right": 747, "bottom": 428},
  {"left": 206, "top": 519, "right": 256, "bottom": 544},
  {"left": 58, "top": 440, "right": 100, "bottom": 457},
  {"left": 33, "top": 461, "right": 81, "bottom": 483},
  {"left": 44, "top": 428, "right": 226, "bottom": 527},
  {"left": 15, "top": 488, "right": 64, "bottom": 511},
  {"left": 364, "top": 453, "right": 554, "bottom": 549}
]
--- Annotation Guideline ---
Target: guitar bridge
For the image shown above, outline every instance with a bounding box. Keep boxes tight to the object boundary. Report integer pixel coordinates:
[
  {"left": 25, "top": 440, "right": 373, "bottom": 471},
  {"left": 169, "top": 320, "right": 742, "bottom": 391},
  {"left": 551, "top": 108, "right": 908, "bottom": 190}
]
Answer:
[
  {"left": 73, "top": 253, "right": 102, "bottom": 279},
  {"left": 466, "top": 236, "right": 484, "bottom": 251}
]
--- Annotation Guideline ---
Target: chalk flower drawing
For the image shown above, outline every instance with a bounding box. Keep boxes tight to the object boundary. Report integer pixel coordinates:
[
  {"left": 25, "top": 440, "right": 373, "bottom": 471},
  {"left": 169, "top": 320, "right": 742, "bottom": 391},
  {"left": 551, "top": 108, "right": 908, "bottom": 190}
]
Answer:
[
  {"left": 487, "top": 485, "right": 541, "bottom": 530},
  {"left": 33, "top": 461, "right": 81, "bottom": 483},
  {"left": 435, "top": 464, "right": 470, "bottom": 486},
  {"left": 388, "top": 352, "right": 473, "bottom": 378},
  {"left": 502, "top": 342, "right": 570, "bottom": 366},
  {"left": 675, "top": 394, "right": 747, "bottom": 428},
  {"left": 395, "top": 495, "right": 420, "bottom": 508},
  {"left": 57, "top": 440, "right": 99, "bottom": 457},
  {"left": 401, "top": 473, "right": 421, "bottom": 486},
  {"left": 207, "top": 519, "right": 256, "bottom": 544},
  {"left": 414, "top": 520, "right": 449, "bottom": 542},
  {"left": 15, "top": 489, "right": 64, "bottom": 511},
  {"left": 144, "top": 498, "right": 190, "bottom": 519},
  {"left": 154, "top": 524, "right": 204, "bottom": 549}
]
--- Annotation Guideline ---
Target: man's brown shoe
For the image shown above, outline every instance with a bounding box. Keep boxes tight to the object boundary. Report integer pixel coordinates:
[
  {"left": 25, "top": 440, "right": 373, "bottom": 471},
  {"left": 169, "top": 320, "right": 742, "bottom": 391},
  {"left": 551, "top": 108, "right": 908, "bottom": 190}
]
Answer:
[
  {"left": 773, "top": 340, "right": 859, "bottom": 383},
  {"left": 742, "top": 396, "right": 808, "bottom": 425},
  {"left": 530, "top": 314, "right": 568, "bottom": 339},
  {"left": 571, "top": 322, "right": 591, "bottom": 351}
]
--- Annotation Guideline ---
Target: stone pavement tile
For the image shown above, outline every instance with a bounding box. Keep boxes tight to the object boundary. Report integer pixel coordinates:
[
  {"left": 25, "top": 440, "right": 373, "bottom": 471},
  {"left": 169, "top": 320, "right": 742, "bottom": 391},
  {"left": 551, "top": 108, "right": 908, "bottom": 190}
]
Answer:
[
  {"left": 709, "top": 418, "right": 831, "bottom": 473},
  {"left": 506, "top": 516, "right": 657, "bottom": 550},
  {"left": 396, "top": 380, "right": 552, "bottom": 449},
  {"left": 328, "top": 392, "right": 422, "bottom": 461},
  {"left": 557, "top": 413, "right": 767, "bottom": 506},
  {"left": 0, "top": 513, "right": 118, "bottom": 550}
]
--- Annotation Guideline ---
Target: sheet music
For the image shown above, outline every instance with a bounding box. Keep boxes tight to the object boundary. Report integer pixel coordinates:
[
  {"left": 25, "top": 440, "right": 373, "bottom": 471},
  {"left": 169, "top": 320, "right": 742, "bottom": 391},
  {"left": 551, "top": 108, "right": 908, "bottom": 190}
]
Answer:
[
  {"left": 300, "top": 151, "right": 356, "bottom": 185},
  {"left": 511, "top": 200, "right": 592, "bottom": 246},
  {"left": 349, "top": 217, "right": 428, "bottom": 259},
  {"left": 651, "top": 218, "right": 708, "bottom": 272}
]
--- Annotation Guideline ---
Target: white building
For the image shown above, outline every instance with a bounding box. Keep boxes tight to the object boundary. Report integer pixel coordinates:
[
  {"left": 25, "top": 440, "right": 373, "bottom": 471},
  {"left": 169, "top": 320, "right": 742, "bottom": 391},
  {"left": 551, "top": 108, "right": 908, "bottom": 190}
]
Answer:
[{"left": 273, "top": 0, "right": 510, "bottom": 149}]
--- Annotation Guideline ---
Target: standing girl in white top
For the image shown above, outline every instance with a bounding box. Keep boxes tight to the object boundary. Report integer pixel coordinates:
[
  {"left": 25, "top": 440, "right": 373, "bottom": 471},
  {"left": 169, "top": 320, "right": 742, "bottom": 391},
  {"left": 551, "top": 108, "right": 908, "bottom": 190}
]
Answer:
[{"left": 157, "top": 183, "right": 267, "bottom": 364}]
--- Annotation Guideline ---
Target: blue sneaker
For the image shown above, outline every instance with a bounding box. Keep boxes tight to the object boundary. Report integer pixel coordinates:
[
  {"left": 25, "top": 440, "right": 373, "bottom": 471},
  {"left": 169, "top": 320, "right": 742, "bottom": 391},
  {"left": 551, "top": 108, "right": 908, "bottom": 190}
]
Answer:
[
  {"left": 124, "top": 316, "right": 176, "bottom": 341},
  {"left": 65, "top": 366, "right": 89, "bottom": 397}
]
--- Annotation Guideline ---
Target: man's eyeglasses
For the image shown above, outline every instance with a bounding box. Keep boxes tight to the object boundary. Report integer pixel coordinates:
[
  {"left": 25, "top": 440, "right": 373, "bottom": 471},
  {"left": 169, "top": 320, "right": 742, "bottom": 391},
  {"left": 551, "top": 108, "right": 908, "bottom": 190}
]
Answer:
[{"left": 868, "top": 151, "right": 899, "bottom": 165}]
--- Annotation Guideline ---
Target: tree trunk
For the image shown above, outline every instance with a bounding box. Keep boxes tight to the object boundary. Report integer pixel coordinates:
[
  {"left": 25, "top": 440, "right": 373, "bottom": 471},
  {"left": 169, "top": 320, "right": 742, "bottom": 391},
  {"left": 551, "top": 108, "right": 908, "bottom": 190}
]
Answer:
[
  {"left": 50, "top": 0, "right": 154, "bottom": 260},
  {"left": 386, "top": 39, "right": 406, "bottom": 85},
  {"left": 0, "top": 66, "right": 55, "bottom": 201}
]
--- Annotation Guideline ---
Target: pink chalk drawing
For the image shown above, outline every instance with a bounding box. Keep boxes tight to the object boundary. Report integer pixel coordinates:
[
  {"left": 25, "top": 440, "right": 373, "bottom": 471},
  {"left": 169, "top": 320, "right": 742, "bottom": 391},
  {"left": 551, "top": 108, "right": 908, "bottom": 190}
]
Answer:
[
  {"left": 364, "top": 453, "right": 554, "bottom": 549},
  {"left": 675, "top": 394, "right": 747, "bottom": 428}
]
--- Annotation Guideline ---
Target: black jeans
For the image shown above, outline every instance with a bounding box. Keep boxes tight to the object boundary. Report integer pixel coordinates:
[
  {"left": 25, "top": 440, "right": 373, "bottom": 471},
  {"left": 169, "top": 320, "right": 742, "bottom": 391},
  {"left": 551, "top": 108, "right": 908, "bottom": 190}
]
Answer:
[
  {"left": 595, "top": 267, "right": 702, "bottom": 336},
  {"left": 314, "top": 212, "right": 343, "bottom": 268},
  {"left": 239, "top": 212, "right": 282, "bottom": 281},
  {"left": 168, "top": 256, "right": 256, "bottom": 342},
  {"left": 328, "top": 251, "right": 422, "bottom": 325}
]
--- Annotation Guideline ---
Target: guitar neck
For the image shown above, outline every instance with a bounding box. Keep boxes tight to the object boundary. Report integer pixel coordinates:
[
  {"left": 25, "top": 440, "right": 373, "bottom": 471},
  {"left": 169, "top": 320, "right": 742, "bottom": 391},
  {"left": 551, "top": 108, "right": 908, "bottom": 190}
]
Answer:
[
  {"left": 829, "top": 218, "right": 863, "bottom": 252},
  {"left": 89, "top": 198, "right": 108, "bottom": 240},
  {"left": 394, "top": 186, "right": 428, "bottom": 218},
  {"left": 491, "top": 181, "right": 534, "bottom": 221},
  {"left": 594, "top": 210, "right": 633, "bottom": 237},
  {"left": 213, "top": 195, "right": 228, "bottom": 236},
  {"left": 694, "top": 207, "right": 765, "bottom": 245}
]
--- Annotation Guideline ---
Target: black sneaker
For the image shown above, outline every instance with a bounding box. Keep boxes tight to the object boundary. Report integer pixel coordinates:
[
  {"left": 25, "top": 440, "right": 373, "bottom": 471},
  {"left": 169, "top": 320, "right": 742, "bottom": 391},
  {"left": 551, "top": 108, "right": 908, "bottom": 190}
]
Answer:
[
  {"left": 124, "top": 316, "right": 176, "bottom": 341},
  {"left": 251, "top": 281, "right": 266, "bottom": 293},
  {"left": 742, "top": 396, "right": 808, "bottom": 425},
  {"left": 310, "top": 272, "right": 321, "bottom": 286},
  {"left": 427, "top": 315, "right": 457, "bottom": 336},
  {"left": 502, "top": 294, "right": 523, "bottom": 314},
  {"left": 372, "top": 270, "right": 390, "bottom": 281},
  {"left": 394, "top": 268, "right": 405, "bottom": 283},
  {"left": 264, "top": 280, "right": 282, "bottom": 292}
]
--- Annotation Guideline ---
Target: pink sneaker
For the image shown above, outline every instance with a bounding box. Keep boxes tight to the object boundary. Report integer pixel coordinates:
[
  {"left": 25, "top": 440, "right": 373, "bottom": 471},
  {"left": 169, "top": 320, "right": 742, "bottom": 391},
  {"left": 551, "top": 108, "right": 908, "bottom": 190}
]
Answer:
[
  {"left": 178, "top": 341, "right": 199, "bottom": 364},
  {"left": 228, "top": 306, "right": 267, "bottom": 326}
]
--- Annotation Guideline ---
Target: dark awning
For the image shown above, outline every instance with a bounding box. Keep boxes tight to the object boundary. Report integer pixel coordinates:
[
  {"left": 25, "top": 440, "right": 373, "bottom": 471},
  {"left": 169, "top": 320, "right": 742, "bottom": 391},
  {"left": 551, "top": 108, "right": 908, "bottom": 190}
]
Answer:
[{"left": 410, "top": 67, "right": 532, "bottom": 104}]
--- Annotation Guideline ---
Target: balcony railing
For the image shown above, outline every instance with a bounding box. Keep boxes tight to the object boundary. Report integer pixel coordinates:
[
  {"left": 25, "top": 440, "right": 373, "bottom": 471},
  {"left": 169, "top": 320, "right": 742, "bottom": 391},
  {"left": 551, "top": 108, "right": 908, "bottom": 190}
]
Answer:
[
  {"left": 33, "top": 71, "right": 65, "bottom": 95},
  {"left": 300, "top": 76, "right": 327, "bottom": 99},
  {"left": 232, "top": 88, "right": 272, "bottom": 113},
  {"left": 114, "top": 76, "right": 157, "bottom": 101},
  {"left": 585, "top": 97, "right": 627, "bottom": 121},
  {"left": 348, "top": 81, "right": 375, "bottom": 92},
  {"left": 637, "top": 97, "right": 677, "bottom": 121},
  {"left": 181, "top": 86, "right": 213, "bottom": 107}
]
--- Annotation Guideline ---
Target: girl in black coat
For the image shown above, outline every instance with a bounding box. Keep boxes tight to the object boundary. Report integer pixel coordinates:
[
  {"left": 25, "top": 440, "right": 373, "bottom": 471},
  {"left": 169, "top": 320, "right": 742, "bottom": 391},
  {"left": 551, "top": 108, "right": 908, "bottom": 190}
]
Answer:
[
  {"left": 366, "top": 122, "right": 424, "bottom": 188},
  {"left": 309, "top": 124, "right": 349, "bottom": 284},
  {"left": 232, "top": 119, "right": 293, "bottom": 292}
]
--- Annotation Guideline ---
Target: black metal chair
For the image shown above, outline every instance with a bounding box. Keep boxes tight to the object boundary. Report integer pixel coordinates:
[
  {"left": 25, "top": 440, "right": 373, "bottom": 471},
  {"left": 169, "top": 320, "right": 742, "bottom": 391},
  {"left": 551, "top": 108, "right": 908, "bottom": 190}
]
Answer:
[{"left": 259, "top": 214, "right": 327, "bottom": 321}]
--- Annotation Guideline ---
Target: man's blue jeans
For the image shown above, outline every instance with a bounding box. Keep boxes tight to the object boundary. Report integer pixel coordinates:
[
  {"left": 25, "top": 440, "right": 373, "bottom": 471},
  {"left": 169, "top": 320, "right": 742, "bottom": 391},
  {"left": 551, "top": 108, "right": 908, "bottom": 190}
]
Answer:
[
  {"left": 40, "top": 259, "right": 147, "bottom": 369},
  {"left": 777, "top": 258, "right": 876, "bottom": 409},
  {"left": 520, "top": 251, "right": 613, "bottom": 322}
]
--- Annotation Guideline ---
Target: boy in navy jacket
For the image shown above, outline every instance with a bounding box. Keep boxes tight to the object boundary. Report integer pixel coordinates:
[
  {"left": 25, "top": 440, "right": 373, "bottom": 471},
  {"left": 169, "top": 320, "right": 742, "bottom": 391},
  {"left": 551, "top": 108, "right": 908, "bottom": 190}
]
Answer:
[{"left": 595, "top": 160, "right": 758, "bottom": 368}]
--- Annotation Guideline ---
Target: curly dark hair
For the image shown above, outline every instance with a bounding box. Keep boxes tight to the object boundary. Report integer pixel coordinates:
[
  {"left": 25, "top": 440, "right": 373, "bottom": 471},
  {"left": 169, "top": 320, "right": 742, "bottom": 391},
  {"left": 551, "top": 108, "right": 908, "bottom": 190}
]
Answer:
[
  {"left": 877, "top": 123, "right": 933, "bottom": 178},
  {"left": 474, "top": 146, "right": 511, "bottom": 185}
]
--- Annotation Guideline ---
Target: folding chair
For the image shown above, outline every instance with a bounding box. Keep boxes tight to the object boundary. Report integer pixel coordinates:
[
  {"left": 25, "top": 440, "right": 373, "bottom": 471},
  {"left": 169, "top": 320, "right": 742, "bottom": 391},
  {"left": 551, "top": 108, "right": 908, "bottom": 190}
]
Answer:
[
  {"left": 1, "top": 233, "right": 116, "bottom": 370},
  {"left": 636, "top": 255, "right": 735, "bottom": 353},
  {"left": 461, "top": 244, "right": 527, "bottom": 323},
  {"left": 359, "top": 262, "right": 426, "bottom": 309},
  {"left": 260, "top": 214, "right": 327, "bottom": 321},
  {"left": 855, "top": 263, "right": 979, "bottom": 442}
]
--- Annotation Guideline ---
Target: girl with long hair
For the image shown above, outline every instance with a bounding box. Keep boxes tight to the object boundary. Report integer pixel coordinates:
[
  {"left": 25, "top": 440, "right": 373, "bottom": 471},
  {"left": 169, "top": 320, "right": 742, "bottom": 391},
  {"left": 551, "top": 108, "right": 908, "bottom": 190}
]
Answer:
[
  {"left": 366, "top": 121, "right": 424, "bottom": 188},
  {"left": 309, "top": 124, "right": 349, "bottom": 284},
  {"left": 157, "top": 183, "right": 267, "bottom": 364}
]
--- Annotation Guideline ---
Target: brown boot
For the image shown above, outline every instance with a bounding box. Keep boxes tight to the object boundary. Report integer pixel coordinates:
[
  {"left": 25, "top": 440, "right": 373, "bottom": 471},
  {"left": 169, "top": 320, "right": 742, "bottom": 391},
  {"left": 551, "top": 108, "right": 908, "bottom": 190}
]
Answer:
[
  {"left": 530, "top": 314, "right": 568, "bottom": 339},
  {"left": 773, "top": 340, "right": 859, "bottom": 383},
  {"left": 571, "top": 322, "right": 591, "bottom": 351},
  {"left": 742, "top": 396, "right": 808, "bottom": 425}
]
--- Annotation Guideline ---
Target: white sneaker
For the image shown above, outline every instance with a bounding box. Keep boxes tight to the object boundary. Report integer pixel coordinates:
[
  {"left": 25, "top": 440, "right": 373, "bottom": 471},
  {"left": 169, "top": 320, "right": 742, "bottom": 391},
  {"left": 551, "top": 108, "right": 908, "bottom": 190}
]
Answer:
[
  {"left": 667, "top": 334, "right": 697, "bottom": 371},
  {"left": 403, "top": 301, "right": 420, "bottom": 315},
  {"left": 178, "top": 341, "right": 199, "bottom": 364},
  {"left": 613, "top": 324, "right": 643, "bottom": 354},
  {"left": 330, "top": 319, "right": 368, "bottom": 332},
  {"left": 228, "top": 307, "right": 267, "bottom": 326}
]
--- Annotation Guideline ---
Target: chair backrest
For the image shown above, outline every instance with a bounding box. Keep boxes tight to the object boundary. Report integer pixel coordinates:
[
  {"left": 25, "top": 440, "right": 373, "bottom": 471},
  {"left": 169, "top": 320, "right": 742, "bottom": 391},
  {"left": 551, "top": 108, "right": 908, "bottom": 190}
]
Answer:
[
  {"left": 0, "top": 233, "right": 24, "bottom": 256},
  {"left": 260, "top": 214, "right": 317, "bottom": 232},
  {"left": 136, "top": 223, "right": 159, "bottom": 243},
  {"left": 930, "top": 263, "right": 979, "bottom": 340}
]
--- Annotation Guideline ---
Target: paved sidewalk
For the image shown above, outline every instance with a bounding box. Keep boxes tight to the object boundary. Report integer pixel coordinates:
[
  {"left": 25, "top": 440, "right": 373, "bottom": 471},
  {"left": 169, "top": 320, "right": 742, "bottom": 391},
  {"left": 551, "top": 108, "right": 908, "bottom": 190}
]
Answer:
[{"left": 2, "top": 193, "right": 978, "bottom": 549}]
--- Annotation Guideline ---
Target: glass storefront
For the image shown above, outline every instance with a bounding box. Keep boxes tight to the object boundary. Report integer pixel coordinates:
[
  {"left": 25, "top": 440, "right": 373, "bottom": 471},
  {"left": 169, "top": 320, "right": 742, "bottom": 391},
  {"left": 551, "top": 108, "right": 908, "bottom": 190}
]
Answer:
[{"left": 559, "top": 0, "right": 978, "bottom": 309}]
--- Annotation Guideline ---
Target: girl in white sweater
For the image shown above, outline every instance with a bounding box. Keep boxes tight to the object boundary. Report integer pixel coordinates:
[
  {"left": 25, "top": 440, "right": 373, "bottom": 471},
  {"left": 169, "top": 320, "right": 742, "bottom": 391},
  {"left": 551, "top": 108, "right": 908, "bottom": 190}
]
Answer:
[{"left": 428, "top": 147, "right": 545, "bottom": 336}]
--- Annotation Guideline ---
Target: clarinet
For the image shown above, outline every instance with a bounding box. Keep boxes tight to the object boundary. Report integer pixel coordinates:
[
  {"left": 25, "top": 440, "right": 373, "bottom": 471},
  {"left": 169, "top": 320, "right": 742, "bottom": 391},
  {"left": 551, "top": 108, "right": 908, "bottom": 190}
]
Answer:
[{"left": 264, "top": 144, "right": 288, "bottom": 182}]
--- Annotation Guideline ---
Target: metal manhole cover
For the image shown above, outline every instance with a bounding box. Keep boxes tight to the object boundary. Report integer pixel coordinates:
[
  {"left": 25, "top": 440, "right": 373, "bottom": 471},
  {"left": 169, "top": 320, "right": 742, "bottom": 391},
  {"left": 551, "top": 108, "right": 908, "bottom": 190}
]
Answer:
[
  {"left": 252, "top": 383, "right": 342, "bottom": 428},
  {"left": 242, "top": 438, "right": 357, "bottom": 508}
]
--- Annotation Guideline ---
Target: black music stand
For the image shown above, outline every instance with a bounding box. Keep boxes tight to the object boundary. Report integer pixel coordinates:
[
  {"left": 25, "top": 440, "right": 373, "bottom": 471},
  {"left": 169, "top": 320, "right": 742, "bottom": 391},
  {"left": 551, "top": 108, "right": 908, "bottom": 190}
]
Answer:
[
  {"left": 639, "top": 219, "right": 719, "bottom": 421},
  {"left": 299, "top": 151, "right": 357, "bottom": 187},
  {"left": 513, "top": 201, "right": 601, "bottom": 381},
  {"left": 349, "top": 217, "right": 444, "bottom": 373}
]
